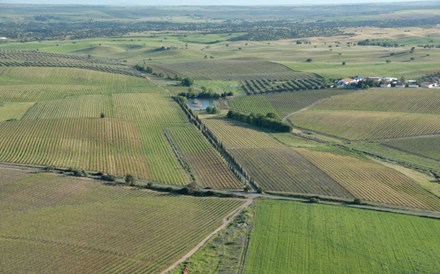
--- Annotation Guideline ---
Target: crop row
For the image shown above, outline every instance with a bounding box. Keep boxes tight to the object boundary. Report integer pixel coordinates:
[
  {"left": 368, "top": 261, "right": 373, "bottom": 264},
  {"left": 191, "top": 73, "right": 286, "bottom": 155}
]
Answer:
[
  {"left": 229, "top": 89, "right": 348, "bottom": 117},
  {"left": 0, "top": 61, "right": 142, "bottom": 78},
  {"left": 202, "top": 118, "right": 353, "bottom": 196},
  {"left": 165, "top": 125, "right": 243, "bottom": 190},
  {"left": 0, "top": 67, "right": 154, "bottom": 102},
  {"left": 313, "top": 88, "right": 440, "bottom": 115},
  {"left": 156, "top": 60, "right": 315, "bottom": 81},
  {"left": 290, "top": 110, "right": 440, "bottom": 140},
  {"left": 298, "top": 149, "right": 440, "bottom": 211},
  {"left": 241, "top": 78, "right": 324, "bottom": 95},
  {"left": 0, "top": 173, "right": 245, "bottom": 273},
  {"left": 0, "top": 49, "right": 119, "bottom": 65}
]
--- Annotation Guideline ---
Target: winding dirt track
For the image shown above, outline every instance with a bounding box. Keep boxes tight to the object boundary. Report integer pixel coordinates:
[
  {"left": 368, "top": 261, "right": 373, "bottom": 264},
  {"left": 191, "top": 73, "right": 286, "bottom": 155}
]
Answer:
[{"left": 161, "top": 198, "right": 254, "bottom": 274}]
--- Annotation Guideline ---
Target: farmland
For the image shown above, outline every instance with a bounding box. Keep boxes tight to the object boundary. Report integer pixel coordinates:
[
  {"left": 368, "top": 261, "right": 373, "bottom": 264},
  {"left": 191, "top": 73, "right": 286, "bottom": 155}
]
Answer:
[
  {"left": 290, "top": 110, "right": 440, "bottom": 140},
  {"left": 165, "top": 125, "right": 242, "bottom": 189},
  {"left": 312, "top": 88, "right": 440, "bottom": 114},
  {"left": 297, "top": 149, "right": 440, "bottom": 211},
  {"left": 382, "top": 136, "right": 440, "bottom": 161},
  {"left": 244, "top": 200, "right": 440, "bottom": 274},
  {"left": 241, "top": 78, "right": 323, "bottom": 95},
  {"left": 202, "top": 118, "right": 350, "bottom": 198},
  {"left": 0, "top": 168, "right": 245, "bottom": 273},
  {"left": 0, "top": 3, "right": 440, "bottom": 272},
  {"left": 229, "top": 89, "right": 349, "bottom": 117},
  {"left": 289, "top": 88, "right": 440, "bottom": 140},
  {"left": 155, "top": 60, "right": 313, "bottom": 80},
  {"left": 0, "top": 66, "right": 241, "bottom": 187}
]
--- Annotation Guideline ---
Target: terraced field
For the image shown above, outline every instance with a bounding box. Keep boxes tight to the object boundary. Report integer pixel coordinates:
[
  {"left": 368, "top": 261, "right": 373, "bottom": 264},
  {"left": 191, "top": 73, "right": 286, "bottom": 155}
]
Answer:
[
  {"left": 0, "top": 169, "right": 245, "bottom": 273},
  {"left": 156, "top": 60, "right": 314, "bottom": 80},
  {"left": 298, "top": 149, "right": 440, "bottom": 211},
  {"left": 290, "top": 88, "right": 440, "bottom": 140},
  {"left": 203, "top": 118, "right": 354, "bottom": 197},
  {"left": 245, "top": 200, "right": 440, "bottom": 274},
  {"left": 229, "top": 89, "right": 349, "bottom": 117},
  {"left": 382, "top": 136, "right": 440, "bottom": 161}
]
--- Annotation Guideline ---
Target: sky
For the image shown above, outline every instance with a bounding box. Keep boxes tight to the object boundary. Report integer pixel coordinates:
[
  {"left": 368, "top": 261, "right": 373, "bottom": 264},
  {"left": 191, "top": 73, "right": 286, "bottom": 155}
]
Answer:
[{"left": 0, "top": 0, "right": 429, "bottom": 5}]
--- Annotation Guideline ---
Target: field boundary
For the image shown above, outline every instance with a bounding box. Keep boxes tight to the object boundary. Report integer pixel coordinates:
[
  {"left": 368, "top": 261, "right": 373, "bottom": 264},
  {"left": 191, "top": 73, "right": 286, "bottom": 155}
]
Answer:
[{"left": 162, "top": 198, "right": 253, "bottom": 274}]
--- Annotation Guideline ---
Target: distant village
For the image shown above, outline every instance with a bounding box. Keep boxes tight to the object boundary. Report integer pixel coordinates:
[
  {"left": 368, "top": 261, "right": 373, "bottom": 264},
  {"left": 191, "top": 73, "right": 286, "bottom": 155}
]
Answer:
[{"left": 337, "top": 76, "right": 439, "bottom": 89}]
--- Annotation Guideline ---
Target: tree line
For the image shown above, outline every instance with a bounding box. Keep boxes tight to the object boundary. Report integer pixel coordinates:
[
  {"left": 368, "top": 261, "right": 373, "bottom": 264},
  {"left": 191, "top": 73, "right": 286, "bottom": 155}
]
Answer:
[{"left": 226, "top": 110, "right": 292, "bottom": 132}]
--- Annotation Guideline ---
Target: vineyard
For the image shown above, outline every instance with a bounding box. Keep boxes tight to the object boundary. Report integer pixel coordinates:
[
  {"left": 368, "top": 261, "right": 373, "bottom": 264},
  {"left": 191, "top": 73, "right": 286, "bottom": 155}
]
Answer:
[
  {"left": 0, "top": 169, "right": 245, "bottom": 273},
  {"left": 244, "top": 200, "right": 440, "bottom": 274},
  {"left": 382, "top": 136, "right": 440, "bottom": 161},
  {"left": 155, "top": 60, "right": 316, "bottom": 80},
  {"left": 202, "top": 118, "right": 354, "bottom": 197},
  {"left": 241, "top": 78, "right": 324, "bottom": 95},
  {"left": 290, "top": 110, "right": 440, "bottom": 140},
  {"left": 229, "top": 89, "right": 349, "bottom": 117},
  {"left": 312, "top": 88, "right": 440, "bottom": 114},
  {"left": 297, "top": 149, "right": 440, "bottom": 211},
  {"left": 0, "top": 67, "right": 154, "bottom": 101},
  {"left": 165, "top": 125, "right": 242, "bottom": 190},
  {"left": 0, "top": 50, "right": 141, "bottom": 77},
  {"left": 0, "top": 66, "right": 244, "bottom": 188}
]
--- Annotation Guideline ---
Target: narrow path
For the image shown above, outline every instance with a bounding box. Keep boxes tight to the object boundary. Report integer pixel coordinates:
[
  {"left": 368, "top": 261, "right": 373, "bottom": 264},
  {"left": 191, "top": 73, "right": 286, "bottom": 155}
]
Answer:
[
  {"left": 282, "top": 97, "right": 329, "bottom": 122},
  {"left": 161, "top": 198, "right": 254, "bottom": 274}
]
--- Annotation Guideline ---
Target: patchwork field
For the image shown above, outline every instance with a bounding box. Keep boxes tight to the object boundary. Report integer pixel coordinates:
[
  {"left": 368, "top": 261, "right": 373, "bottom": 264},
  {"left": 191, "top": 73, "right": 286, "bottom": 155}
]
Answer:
[
  {"left": 0, "top": 67, "right": 152, "bottom": 101},
  {"left": 297, "top": 149, "right": 440, "bottom": 211},
  {"left": 203, "top": 118, "right": 440, "bottom": 210},
  {"left": 244, "top": 200, "right": 440, "bottom": 274},
  {"left": 155, "top": 60, "right": 314, "bottom": 80},
  {"left": 291, "top": 110, "right": 440, "bottom": 140},
  {"left": 203, "top": 118, "right": 354, "bottom": 198},
  {"left": 290, "top": 88, "right": 440, "bottom": 140},
  {"left": 313, "top": 88, "right": 440, "bottom": 114},
  {"left": 229, "top": 89, "right": 349, "bottom": 117},
  {"left": 0, "top": 169, "right": 245, "bottom": 273},
  {"left": 0, "top": 67, "right": 239, "bottom": 188},
  {"left": 382, "top": 136, "right": 440, "bottom": 161},
  {"left": 165, "top": 125, "right": 242, "bottom": 190}
]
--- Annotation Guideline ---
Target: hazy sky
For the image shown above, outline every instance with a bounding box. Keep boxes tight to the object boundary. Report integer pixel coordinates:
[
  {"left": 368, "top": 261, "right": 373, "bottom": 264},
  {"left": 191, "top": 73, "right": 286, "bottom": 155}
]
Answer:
[{"left": 0, "top": 0, "right": 429, "bottom": 5}]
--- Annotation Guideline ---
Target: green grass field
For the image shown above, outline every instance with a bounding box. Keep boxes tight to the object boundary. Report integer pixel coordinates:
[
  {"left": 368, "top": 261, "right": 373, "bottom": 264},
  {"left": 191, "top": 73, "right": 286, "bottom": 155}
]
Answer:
[
  {"left": 244, "top": 199, "right": 440, "bottom": 274},
  {"left": 0, "top": 168, "right": 245, "bottom": 273},
  {"left": 0, "top": 102, "right": 34, "bottom": 121}
]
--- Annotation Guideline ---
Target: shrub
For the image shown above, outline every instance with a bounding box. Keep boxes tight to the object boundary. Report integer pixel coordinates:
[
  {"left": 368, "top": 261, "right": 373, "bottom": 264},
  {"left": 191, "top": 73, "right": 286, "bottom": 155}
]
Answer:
[
  {"left": 101, "top": 174, "right": 116, "bottom": 182},
  {"left": 124, "top": 174, "right": 136, "bottom": 186}
]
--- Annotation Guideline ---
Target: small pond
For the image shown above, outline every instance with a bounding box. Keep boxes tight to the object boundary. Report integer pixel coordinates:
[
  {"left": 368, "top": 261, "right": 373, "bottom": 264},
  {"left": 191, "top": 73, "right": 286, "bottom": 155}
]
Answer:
[{"left": 187, "top": 98, "right": 215, "bottom": 110}]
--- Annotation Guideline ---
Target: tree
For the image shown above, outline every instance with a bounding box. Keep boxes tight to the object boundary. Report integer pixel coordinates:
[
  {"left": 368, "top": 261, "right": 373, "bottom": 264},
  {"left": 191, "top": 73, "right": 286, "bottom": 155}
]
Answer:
[
  {"left": 100, "top": 112, "right": 105, "bottom": 119},
  {"left": 342, "top": 61, "right": 346, "bottom": 65},
  {"left": 181, "top": 77, "right": 194, "bottom": 87},
  {"left": 306, "top": 58, "right": 313, "bottom": 62},
  {"left": 125, "top": 174, "right": 135, "bottom": 186},
  {"left": 265, "top": 112, "right": 278, "bottom": 119}
]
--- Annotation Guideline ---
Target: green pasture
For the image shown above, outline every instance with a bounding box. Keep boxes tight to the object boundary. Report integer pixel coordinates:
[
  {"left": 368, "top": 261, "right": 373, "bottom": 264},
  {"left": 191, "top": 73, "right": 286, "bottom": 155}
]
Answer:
[{"left": 244, "top": 199, "right": 440, "bottom": 274}]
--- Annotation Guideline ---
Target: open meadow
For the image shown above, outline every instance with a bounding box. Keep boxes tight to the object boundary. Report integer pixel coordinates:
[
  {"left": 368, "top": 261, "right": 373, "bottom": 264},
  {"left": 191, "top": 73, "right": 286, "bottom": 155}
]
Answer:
[
  {"left": 244, "top": 199, "right": 440, "bottom": 274},
  {"left": 0, "top": 167, "right": 245, "bottom": 273}
]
